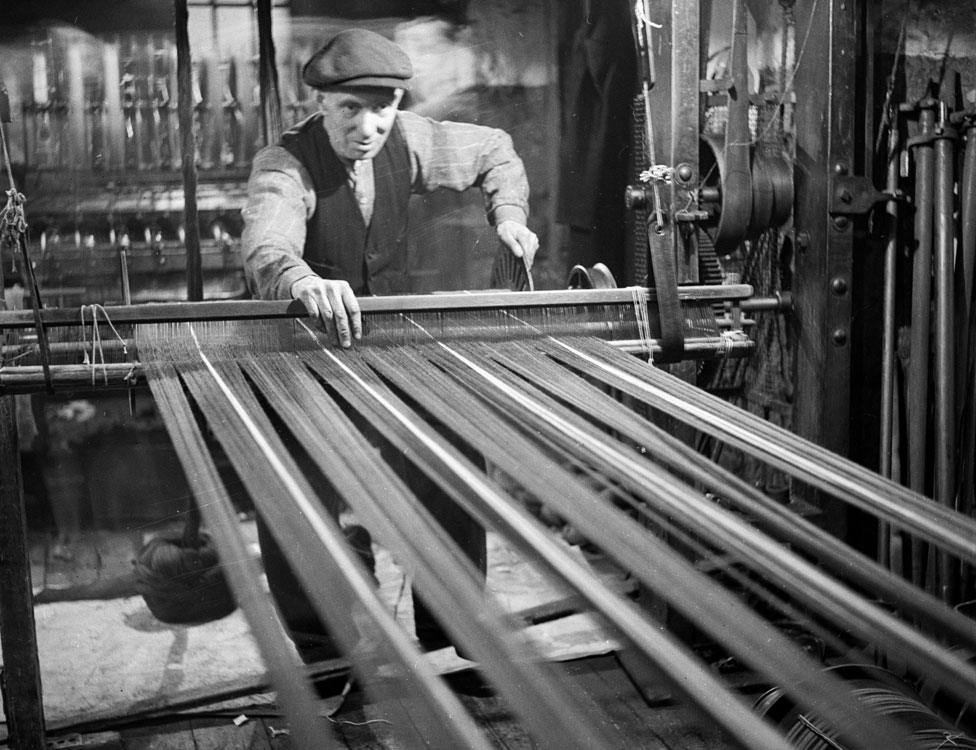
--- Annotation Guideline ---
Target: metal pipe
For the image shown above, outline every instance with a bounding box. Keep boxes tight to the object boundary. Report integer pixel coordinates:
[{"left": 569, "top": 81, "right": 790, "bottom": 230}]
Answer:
[
  {"left": 933, "top": 100, "right": 958, "bottom": 602},
  {"left": 878, "top": 121, "right": 900, "bottom": 568},
  {"left": 961, "top": 119, "right": 976, "bottom": 318},
  {"left": 740, "top": 292, "right": 794, "bottom": 313},
  {"left": 906, "top": 103, "right": 935, "bottom": 580},
  {"left": 958, "top": 118, "right": 976, "bottom": 540}
]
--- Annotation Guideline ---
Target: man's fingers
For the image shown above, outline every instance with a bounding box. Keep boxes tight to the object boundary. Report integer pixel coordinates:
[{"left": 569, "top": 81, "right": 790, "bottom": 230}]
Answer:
[
  {"left": 290, "top": 277, "right": 361, "bottom": 347},
  {"left": 325, "top": 285, "right": 352, "bottom": 347},
  {"left": 497, "top": 221, "right": 539, "bottom": 270},
  {"left": 298, "top": 290, "right": 331, "bottom": 332},
  {"left": 340, "top": 285, "right": 363, "bottom": 340}
]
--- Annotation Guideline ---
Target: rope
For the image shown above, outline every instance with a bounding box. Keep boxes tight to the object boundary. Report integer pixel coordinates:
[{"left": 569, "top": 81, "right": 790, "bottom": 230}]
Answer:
[
  {"left": 631, "top": 286, "right": 653, "bottom": 355},
  {"left": 80, "top": 304, "right": 129, "bottom": 385},
  {"left": 639, "top": 164, "right": 675, "bottom": 184}
]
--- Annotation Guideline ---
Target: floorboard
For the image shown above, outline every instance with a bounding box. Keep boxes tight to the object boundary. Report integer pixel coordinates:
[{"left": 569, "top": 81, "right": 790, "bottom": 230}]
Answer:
[{"left": 97, "top": 655, "right": 736, "bottom": 749}]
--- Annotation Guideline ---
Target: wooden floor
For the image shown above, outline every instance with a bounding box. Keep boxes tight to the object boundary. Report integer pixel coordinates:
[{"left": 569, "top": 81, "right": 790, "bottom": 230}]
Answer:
[
  {"left": 62, "top": 655, "right": 734, "bottom": 749},
  {"left": 19, "top": 520, "right": 740, "bottom": 748}
]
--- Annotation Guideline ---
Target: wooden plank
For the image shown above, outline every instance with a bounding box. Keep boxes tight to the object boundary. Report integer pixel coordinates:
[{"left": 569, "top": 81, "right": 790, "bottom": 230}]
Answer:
[
  {"left": 0, "top": 284, "right": 756, "bottom": 328},
  {"left": 462, "top": 695, "right": 534, "bottom": 749},
  {"left": 566, "top": 656, "right": 737, "bottom": 750},
  {"left": 791, "top": 0, "right": 859, "bottom": 538},
  {"left": 189, "top": 716, "right": 274, "bottom": 750},
  {"left": 562, "top": 656, "right": 668, "bottom": 750},
  {"left": 122, "top": 719, "right": 195, "bottom": 750}
]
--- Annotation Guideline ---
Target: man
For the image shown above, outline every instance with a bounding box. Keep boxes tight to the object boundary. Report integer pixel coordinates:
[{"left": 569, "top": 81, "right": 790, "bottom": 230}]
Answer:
[
  {"left": 241, "top": 28, "right": 539, "bottom": 667},
  {"left": 243, "top": 27, "right": 538, "bottom": 346}
]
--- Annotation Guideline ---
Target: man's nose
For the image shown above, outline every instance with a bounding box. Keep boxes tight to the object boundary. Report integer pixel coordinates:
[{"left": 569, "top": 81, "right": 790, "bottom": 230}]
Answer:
[{"left": 356, "top": 111, "right": 383, "bottom": 138}]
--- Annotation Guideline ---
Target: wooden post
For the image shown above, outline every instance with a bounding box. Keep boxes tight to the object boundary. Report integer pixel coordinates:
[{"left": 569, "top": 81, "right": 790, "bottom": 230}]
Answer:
[
  {"left": 175, "top": 0, "right": 203, "bottom": 301},
  {"left": 102, "top": 38, "right": 125, "bottom": 171},
  {"left": 670, "top": 0, "right": 700, "bottom": 283},
  {"left": 791, "top": 0, "right": 859, "bottom": 538},
  {"left": 256, "top": 0, "right": 283, "bottom": 146},
  {"left": 0, "top": 77, "right": 46, "bottom": 748},
  {"left": 0, "top": 397, "right": 45, "bottom": 749}
]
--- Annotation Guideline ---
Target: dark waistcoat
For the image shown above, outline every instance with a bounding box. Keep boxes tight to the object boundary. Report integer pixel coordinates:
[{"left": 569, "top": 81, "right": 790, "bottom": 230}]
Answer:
[{"left": 279, "top": 113, "right": 412, "bottom": 295}]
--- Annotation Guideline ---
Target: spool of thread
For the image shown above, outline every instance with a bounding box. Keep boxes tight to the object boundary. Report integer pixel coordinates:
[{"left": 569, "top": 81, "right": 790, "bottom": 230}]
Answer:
[{"left": 134, "top": 531, "right": 236, "bottom": 624}]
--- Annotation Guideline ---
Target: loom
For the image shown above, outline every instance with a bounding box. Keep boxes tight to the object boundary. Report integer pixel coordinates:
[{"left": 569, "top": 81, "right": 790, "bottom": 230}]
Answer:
[
  {"left": 1, "top": 291, "right": 975, "bottom": 749},
  {"left": 2, "top": 1, "right": 976, "bottom": 748}
]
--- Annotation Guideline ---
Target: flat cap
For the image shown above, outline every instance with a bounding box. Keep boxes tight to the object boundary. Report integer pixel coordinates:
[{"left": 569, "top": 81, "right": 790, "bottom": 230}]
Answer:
[{"left": 303, "top": 28, "right": 413, "bottom": 91}]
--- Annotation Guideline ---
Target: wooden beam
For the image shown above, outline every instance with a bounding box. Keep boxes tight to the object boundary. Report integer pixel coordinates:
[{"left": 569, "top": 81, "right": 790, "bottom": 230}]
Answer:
[
  {"left": 0, "top": 99, "right": 46, "bottom": 748},
  {"left": 791, "top": 0, "right": 859, "bottom": 538},
  {"left": 0, "top": 396, "right": 46, "bottom": 749},
  {"left": 174, "top": 0, "right": 203, "bottom": 302}
]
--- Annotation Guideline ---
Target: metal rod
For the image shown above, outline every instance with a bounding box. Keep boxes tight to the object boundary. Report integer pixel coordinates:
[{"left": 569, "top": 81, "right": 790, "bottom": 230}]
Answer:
[
  {"left": 907, "top": 102, "right": 935, "bottom": 590},
  {"left": 961, "top": 119, "right": 976, "bottom": 325},
  {"left": 933, "top": 99, "right": 957, "bottom": 602},
  {"left": 878, "top": 120, "right": 900, "bottom": 567},
  {"left": 958, "top": 119, "right": 976, "bottom": 533},
  {"left": 740, "top": 292, "right": 793, "bottom": 313}
]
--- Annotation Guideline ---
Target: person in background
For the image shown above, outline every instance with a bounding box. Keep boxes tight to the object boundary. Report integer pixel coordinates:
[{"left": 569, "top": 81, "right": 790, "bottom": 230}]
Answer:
[{"left": 241, "top": 28, "right": 539, "bottom": 673}]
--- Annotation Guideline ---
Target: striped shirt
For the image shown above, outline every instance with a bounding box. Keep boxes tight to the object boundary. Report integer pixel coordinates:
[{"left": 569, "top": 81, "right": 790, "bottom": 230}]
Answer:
[{"left": 241, "top": 109, "right": 530, "bottom": 301}]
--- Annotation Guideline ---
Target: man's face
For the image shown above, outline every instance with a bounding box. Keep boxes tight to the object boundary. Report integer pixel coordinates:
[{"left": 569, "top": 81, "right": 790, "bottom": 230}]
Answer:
[{"left": 316, "top": 87, "right": 403, "bottom": 162}]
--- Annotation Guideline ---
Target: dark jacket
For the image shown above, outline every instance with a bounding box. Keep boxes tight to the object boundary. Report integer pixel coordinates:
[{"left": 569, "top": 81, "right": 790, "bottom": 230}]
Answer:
[{"left": 280, "top": 113, "right": 412, "bottom": 295}]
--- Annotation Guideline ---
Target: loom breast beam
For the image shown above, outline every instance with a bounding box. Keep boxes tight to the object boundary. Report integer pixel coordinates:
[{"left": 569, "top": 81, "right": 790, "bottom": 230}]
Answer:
[
  {"left": 0, "top": 286, "right": 758, "bottom": 392},
  {"left": 0, "top": 285, "right": 755, "bottom": 328}
]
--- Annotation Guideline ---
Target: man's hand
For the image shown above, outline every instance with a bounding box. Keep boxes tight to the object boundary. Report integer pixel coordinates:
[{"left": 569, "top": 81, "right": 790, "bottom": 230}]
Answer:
[
  {"left": 291, "top": 276, "right": 362, "bottom": 348},
  {"left": 496, "top": 220, "right": 539, "bottom": 270}
]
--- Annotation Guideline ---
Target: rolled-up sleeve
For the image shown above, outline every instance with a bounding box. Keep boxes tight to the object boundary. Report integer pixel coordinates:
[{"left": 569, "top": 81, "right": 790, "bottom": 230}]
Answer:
[
  {"left": 240, "top": 145, "right": 318, "bottom": 300},
  {"left": 398, "top": 110, "right": 530, "bottom": 225}
]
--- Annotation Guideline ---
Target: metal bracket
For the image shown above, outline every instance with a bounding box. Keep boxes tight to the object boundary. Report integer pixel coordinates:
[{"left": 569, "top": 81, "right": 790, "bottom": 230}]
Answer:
[{"left": 829, "top": 175, "right": 905, "bottom": 215}]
